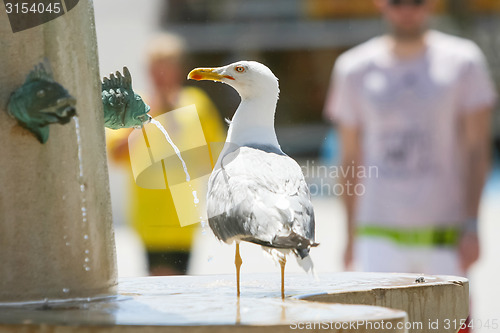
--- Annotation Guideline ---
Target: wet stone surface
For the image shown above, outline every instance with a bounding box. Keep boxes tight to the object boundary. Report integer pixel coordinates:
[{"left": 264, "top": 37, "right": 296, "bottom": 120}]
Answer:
[{"left": 0, "top": 272, "right": 466, "bottom": 328}]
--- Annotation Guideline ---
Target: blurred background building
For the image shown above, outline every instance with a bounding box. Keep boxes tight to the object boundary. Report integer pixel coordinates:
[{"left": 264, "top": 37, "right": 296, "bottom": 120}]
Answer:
[
  {"left": 96, "top": 0, "right": 500, "bottom": 158},
  {"left": 159, "top": 0, "right": 500, "bottom": 157}
]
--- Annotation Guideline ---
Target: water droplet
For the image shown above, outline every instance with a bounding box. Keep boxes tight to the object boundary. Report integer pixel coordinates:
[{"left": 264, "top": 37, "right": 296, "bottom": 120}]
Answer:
[
  {"left": 84, "top": 266, "right": 90, "bottom": 271},
  {"left": 84, "top": 257, "right": 89, "bottom": 262},
  {"left": 85, "top": 249, "right": 89, "bottom": 254},
  {"left": 83, "top": 234, "right": 88, "bottom": 240},
  {"left": 62, "top": 288, "right": 70, "bottom": 293},
  {"left": 63, "top": 235, "right": 68, "bottom": 239},
  {"left": 65, "top": 242, "right": 70, "bottom": 246},
  {"left": 200, "top": 220, "right": 208, "bottom": 235},
  {"left": 80, "top": 184, "right": 85, "bottom": 192},
  {"left": 192, "top": 190, "right": 200, "bottom": 204},
  {"left": 82, "top": 218, "right": 87, "bottom": 223}
]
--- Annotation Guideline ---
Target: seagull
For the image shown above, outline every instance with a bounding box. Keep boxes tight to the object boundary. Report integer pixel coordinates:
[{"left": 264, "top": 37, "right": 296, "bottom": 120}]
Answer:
[{"left": 188, "top": 61, "right": 318, "bottom": 299}]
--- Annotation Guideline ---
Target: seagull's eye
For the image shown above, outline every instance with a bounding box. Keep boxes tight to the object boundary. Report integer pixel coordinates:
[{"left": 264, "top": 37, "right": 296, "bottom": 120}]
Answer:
[{"left": 235, "top": 66, "right": 245, "bottom": 73}]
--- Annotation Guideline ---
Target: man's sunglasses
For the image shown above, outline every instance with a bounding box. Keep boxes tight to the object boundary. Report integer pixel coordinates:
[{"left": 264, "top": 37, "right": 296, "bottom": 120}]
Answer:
[{"left": 388, "top": 0, "right": 426, "bottom": 6}]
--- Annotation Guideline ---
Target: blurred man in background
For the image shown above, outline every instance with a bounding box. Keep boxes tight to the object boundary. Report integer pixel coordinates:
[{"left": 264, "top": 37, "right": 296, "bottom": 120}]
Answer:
[
  {"left": 107, "top": 33, "right": 226, "bottom": 275},
  {"left": 325, "top": 0, "right": 497, "bottom": 277}
]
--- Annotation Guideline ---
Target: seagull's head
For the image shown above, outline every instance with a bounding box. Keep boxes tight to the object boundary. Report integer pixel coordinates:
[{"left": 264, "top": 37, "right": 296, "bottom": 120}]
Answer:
[{"left": 188, "top": 61, "right": 279, "bottom": 100}]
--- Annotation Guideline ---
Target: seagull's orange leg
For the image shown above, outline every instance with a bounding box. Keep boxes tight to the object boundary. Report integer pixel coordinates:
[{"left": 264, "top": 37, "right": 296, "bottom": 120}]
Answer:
[
  {"left": 280, "top": 256, "right": 286, "bottom": 300},
  {"left": 235, "top": 242, "right": 242, "bottom": 297}
]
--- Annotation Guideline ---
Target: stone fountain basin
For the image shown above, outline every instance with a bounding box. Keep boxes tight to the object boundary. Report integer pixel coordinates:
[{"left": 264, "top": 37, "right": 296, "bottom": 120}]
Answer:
[{"left": 0, "top": 272, "right": 468, "bottom": 333}]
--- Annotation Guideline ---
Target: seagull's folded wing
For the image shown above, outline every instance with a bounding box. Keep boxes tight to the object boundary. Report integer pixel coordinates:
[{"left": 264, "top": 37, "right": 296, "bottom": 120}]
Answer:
[{"left": 207, "top": 147, "right": 316, "bottom": 251}]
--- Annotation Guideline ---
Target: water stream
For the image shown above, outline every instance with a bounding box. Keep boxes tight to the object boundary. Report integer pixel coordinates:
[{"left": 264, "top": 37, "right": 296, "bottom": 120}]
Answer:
[
  {"left": 73, "top": 116, "right": 91, "bottom": 273},
  {"left": 150, "top": 119, "right": 205, "bottom": 228},
  {"left": 150, "top": 119, "right": 190, "bottom": 182}
]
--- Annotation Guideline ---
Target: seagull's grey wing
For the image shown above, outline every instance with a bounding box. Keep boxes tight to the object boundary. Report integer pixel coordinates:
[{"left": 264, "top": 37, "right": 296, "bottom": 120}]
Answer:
[{"left": 207, "top": 147, "right": 316, "bottom": 255}]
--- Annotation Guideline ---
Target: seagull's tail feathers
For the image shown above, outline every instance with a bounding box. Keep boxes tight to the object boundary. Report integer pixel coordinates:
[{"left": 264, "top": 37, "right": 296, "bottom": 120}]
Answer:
[
  {"left": 295, "top": 252, "right": 318, "bottom": 280},
  {"left": 293, "top": 238, "right": 319, "bottom": 275},
  {"left": 296, "top": 252, "right": 313, "bottom": 271}
]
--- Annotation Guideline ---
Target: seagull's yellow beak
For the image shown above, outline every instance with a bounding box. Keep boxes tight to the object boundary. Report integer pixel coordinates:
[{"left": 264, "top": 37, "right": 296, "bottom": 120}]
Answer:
[{"left": 187, "top": 67, "right": 235, "bottom": 82}]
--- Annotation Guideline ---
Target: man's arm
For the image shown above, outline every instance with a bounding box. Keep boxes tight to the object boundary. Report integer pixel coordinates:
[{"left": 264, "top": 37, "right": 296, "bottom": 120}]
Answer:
[
  {"left": 459, "top": 106, "right": 493, "bottom": 272},
  {"left": 339, "top": 124, "right": 362, "bottom": 269}
]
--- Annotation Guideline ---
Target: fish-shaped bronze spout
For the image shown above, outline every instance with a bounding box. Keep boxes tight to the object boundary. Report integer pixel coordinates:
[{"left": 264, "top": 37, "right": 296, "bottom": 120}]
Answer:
[
  {"left": 102, "top": 67, "right": 151, "bottom": 130},
  {"left": 7, "top": 63, "right": 76, "bottom": 143}
]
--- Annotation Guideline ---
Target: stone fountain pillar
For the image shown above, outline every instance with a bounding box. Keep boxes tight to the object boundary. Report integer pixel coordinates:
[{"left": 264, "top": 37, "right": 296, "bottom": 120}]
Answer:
[{"left": 0, "top": 1, "right": 117, "bottom": 302}]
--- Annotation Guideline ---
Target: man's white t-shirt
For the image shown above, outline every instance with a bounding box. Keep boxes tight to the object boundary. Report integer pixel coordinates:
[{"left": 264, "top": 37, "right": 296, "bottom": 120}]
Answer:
[{"left": 325, "top": 30, "right": 497, "bottom": 228}]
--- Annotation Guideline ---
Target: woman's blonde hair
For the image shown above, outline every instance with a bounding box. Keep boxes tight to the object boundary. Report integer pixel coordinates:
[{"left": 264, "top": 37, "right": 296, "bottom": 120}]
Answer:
[{"left": 146, "top": 32, "right": 186, "bottom": 64}]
